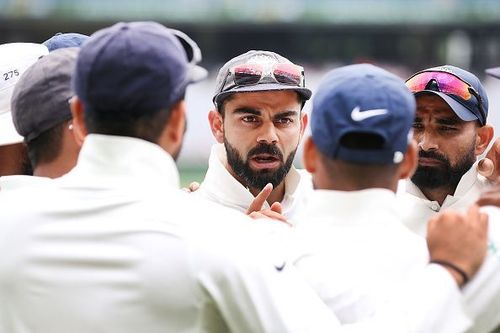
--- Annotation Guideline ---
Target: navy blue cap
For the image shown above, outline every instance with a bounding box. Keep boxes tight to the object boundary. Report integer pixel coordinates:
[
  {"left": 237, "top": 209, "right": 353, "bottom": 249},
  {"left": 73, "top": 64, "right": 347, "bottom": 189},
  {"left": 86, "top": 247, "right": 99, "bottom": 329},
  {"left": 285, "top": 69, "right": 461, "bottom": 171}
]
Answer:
[
  {"left": 311, "top": 63, "right": 415, "bottom": 164},
  {"left": 73, "top": 22, "right": 205, "bottom": 116},
  {"left": 410, "top": 65, "right": 488, "bottom": 126},
  {"left": 43, "top": 33, "right": 89, "bottom": 52}
]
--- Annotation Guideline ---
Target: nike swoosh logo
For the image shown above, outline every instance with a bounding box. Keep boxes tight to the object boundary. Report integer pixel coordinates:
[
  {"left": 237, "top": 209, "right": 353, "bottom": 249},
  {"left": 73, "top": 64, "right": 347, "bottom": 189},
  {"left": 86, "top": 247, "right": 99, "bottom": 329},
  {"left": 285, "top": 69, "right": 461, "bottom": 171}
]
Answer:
[
  {"left": 275, "top": 262, "right": 286, "bottom": 272},
  {"left": 351, "top": 106, "right": 388, "bottom": 122}
]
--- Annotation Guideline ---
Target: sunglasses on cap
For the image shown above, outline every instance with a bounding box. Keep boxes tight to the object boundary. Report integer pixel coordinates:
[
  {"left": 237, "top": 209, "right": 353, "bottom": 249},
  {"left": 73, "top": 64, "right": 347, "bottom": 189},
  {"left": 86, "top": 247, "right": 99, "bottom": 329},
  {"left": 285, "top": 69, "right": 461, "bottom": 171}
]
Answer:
[
  {"left": 220, "top": 62, "right": 306, "bottom": 92},
  {"left": 405, "top": 70, "right": 486, "bottom": 125}
]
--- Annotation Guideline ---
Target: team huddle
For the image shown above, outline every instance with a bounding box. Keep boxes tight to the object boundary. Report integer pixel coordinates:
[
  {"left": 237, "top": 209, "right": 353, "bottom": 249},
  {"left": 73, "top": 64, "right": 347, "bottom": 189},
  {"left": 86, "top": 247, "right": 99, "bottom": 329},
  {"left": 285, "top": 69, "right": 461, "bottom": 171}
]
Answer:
[{"left": 0, "top": 21, "right": 499, "bottom": 333}]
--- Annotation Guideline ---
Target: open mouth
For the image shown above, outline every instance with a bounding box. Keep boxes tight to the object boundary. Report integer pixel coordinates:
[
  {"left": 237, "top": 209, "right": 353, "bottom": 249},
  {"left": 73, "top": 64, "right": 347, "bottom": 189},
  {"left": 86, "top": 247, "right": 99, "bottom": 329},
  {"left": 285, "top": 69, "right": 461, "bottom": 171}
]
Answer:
[
  {"left": 249, "top": 154, "right": 281, "bottom": 170},
  {"left": 418, "top": 157, "right": 444, "bottom": 167}
]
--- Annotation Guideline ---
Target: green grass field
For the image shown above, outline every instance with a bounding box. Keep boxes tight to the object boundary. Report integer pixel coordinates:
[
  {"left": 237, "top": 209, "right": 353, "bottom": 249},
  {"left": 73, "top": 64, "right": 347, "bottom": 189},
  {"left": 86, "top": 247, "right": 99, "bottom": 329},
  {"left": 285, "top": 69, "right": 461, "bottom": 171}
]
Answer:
[{"left": 178, "top": 166, "right": 207, "bottom": 188}]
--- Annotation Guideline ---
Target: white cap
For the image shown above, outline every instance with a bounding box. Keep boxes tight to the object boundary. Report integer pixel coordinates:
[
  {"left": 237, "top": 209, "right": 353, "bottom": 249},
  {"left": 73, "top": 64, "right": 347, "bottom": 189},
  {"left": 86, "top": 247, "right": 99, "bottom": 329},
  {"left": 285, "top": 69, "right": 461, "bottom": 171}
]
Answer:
[{"left": 0, "top": 43, "right": 49, "bottom": 146}]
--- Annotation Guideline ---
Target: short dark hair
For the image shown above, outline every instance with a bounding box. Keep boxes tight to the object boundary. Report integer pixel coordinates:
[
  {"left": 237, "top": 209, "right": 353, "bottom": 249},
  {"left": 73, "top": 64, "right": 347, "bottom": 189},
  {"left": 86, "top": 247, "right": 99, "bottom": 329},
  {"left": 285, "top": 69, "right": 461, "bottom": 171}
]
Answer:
[
  {"left": 26, "top": 121, "right": 68, "bottom": 169},
  {"left": 319, "top": 132, "right": 400, "bottom": 190},
  {"left": 83, "top": 96, "right": 184, "bottom": 144}
]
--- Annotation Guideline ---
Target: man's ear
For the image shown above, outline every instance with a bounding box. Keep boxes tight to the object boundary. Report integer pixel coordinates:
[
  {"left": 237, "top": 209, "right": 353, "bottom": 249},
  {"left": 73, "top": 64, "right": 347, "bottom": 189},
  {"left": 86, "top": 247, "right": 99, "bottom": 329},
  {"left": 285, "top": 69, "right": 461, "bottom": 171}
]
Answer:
[
  {"left": 299, "top": 112, "right": 308, "bottom": 139},
  {"left": 159, "top": 100, "right": 186, "bottom": 155},
  {"left": 69, "top": 96, "right": 87, "bottom": 147},
  {"left": 208, "top": 109, "right": 224, "bottom": 143},
  {"left": 399, "top": 139, "right": 418, "bottom": 180},
  {"left": 475, "top": 124, "right": 494, "bottom": 156},
  {"left": 303, "top": 136, "right": 318, "bottom": 173}
]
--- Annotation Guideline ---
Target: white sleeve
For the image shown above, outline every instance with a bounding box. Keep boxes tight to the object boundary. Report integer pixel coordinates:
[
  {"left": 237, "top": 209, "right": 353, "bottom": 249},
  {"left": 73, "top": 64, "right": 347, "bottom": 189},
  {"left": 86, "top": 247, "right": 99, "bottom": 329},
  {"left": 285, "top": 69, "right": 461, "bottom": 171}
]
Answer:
[
  {"left": 463, "top": 206, "right": 500, "bottom": 333},
  {"left": 196, "top": 250, "right": 342, "bottom": 333},
  {"left": 340, "top": 264, "right": 472, "bottom": 333},
  {"left": 197, "top": 244, "right": 472, "bottom": 333}
]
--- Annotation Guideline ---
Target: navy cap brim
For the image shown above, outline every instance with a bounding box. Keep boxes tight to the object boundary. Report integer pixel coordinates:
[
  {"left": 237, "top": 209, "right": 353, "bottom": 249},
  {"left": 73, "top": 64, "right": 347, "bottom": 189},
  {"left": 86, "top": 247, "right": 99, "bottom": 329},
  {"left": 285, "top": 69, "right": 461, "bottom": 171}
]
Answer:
[
  {"left": 415, "top": 90, "right": 478, "bottom": 122},
  {"left": 486, "top": 67, "right": 500, "bottom": 79},
  {"left": 214, "top": 83, "right": 312, "bottom": 106},
  {"left": 189, "top": 65, "right": 208, "bottom": 83}
]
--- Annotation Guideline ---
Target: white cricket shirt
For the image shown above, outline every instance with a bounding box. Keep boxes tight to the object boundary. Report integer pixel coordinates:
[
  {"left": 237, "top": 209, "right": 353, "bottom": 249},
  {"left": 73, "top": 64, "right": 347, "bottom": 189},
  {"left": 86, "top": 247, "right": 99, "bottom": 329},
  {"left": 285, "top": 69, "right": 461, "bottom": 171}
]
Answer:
[
  {"left": 292, "top": 189, "right": 470, "bottom": 332},
  {"left": 0, "top": 175, "right": 49, "bottom": 191},
  {"left": 463, "top": 206, "right": 500, "bottom": 333},
  {"left": 397, "top": 163, "right": 500, "bottom": 333},
  {"left": 195, "top": 144, "right": 313, "bottom": 224},
  {"left": 398, "top": 162, "right": 489, "bottom": 236},
  {"left": 0, "top": 134, "right": 342, "bottom": 333}
]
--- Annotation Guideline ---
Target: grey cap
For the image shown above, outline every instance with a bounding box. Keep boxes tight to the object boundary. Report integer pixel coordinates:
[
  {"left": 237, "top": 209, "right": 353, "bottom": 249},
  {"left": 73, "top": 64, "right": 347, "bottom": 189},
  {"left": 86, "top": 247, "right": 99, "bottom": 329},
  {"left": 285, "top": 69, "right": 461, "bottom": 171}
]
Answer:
[
  {"left": 11, "top": 47, "right": 77, "bottom": 142},
  {"left": 213, "top": 50, "right": 312, "bottom": 108}
]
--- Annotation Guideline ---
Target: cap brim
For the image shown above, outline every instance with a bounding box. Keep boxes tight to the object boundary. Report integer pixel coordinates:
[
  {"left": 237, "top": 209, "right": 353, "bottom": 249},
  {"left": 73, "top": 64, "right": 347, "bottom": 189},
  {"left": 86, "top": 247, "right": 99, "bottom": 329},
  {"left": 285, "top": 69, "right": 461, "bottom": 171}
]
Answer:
[
  {"left": 214, "top": 83, "right": 312, "bottom": 105},
  {"left": 486, "top": 67, "right": 500, "bottom": 79},
  {"left": 0, "top": 111, "right": 23, "bottom": 146},
  {"left": 415, "top": 90, "right": 478, "bottom": 122},
  {"left": 188, "top": 65, "right": 208, "bottom": 83}
]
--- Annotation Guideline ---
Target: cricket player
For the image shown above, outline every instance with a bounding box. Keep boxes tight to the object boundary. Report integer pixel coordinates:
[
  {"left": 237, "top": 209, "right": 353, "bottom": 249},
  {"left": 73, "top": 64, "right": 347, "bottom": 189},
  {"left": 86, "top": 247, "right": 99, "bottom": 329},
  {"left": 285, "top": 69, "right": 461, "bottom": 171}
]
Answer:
[
  {"left": 8, "top": 47, "right": 80, "bottom": 181},
  {"left": 0, "top": 43, "right": 48, "bottom": 182},
  {"left": 401, "top": 65, "right": 500, "bottom": 333},
  {"left": 195, "top": 50, "right": 312, "bottom": 222}
]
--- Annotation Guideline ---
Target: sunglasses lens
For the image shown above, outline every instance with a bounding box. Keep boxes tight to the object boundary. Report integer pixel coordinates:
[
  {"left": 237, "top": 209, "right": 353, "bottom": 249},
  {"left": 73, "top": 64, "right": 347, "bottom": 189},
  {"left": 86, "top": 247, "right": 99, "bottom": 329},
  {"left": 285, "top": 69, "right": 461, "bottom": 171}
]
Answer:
[
  {"left": 273, "top": 63, "right": 303, "bottom": 86},
  {"left": 233, "top": 64, "right": 263, "bottom": 86},
  {"left": 406, "top": 71, "right": 472, "bottom": 100}
]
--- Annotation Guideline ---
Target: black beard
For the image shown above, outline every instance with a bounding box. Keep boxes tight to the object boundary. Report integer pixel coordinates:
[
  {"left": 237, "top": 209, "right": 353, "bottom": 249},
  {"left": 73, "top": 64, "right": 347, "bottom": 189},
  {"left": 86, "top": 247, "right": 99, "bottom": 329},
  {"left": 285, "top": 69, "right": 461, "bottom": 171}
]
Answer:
[
  {"left": 411, "top": 147, "right": 475, "bottom": 191},
  {"left": 224, "top": 138, "right": 297, "bottom": 191}
]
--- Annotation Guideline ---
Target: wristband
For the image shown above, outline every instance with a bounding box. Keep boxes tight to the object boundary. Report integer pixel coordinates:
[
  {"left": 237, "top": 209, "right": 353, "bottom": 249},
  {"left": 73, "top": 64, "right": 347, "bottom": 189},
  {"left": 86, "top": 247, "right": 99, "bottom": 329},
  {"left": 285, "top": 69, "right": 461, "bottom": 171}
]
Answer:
[{"left": 430, "top": 260, "right": 470, "bottom": 285}]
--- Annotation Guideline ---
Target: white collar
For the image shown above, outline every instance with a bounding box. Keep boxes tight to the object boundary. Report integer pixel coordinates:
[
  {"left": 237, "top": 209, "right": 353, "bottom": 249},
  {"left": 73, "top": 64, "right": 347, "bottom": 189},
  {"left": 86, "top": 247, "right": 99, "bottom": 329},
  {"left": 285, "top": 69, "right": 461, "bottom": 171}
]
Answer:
[
  {"left": 0, "top": 175, "right": 50, "bottom": 191},
  {"left": 60, "top": 134, "right": 180, "bottom": 190},
  {"left": 199, "top": 143, "right": 307, "bottom": 213},
  {"left": 405, "top": 160, "right": 482, "bottom": 207}
]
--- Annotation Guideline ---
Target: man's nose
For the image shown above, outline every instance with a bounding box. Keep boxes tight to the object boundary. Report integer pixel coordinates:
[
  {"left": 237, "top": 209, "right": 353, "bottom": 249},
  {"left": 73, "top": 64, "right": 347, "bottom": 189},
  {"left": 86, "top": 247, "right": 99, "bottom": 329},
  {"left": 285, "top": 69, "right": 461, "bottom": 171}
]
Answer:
[
  {"left": 416, "top": 131, "right": 439, "bottom": 151},
  {"left": 256, "top": 121, "right": 278, "bottom": 144}
]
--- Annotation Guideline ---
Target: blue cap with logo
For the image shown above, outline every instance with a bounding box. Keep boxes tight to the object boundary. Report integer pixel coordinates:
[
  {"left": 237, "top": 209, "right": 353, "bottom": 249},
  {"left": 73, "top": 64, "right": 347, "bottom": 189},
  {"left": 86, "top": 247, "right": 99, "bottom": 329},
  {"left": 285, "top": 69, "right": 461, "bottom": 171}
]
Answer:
[
  {"left": 73, "top": 21, "right": 206, "bottom": 115},
  {"left": 43, "top": 33, "right": 89, "bottom": 52},
  {"left": 311, "top": 63, "right": 415, "bottom": 164}
]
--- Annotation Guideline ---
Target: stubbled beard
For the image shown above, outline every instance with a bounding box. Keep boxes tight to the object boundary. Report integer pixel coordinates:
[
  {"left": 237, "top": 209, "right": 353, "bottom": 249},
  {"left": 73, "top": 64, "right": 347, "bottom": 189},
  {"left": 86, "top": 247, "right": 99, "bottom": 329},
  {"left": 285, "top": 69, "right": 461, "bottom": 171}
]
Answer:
[
  {"left": 224, "top": 138, "right": 296, "bottom": 191},
  {"left": 411, "top": 146, "right": 475, "bottom": 191}
]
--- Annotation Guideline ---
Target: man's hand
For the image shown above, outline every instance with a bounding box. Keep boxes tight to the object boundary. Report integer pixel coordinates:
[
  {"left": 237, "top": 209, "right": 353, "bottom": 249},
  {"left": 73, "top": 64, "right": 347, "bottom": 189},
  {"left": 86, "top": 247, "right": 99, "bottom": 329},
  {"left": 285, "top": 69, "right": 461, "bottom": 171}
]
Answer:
[
  {"left": 478, "top": 137, "right": 500, "bottom": 181},
  {"left": 427, "top": 204, "right": 489, "bottom": 287},
  {"left": 246, "top": 183, "right": 289, "bottom": 225},
  {"left": 182, "top": 181, "right": 200, "bottom": 193}
]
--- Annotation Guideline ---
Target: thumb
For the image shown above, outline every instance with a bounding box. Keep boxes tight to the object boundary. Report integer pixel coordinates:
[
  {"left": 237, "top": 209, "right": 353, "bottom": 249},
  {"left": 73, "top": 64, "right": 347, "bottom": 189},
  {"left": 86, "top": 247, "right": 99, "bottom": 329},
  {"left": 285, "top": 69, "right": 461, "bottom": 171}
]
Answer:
[{"left": 246, "top": 183, "right": 273, "bottom": 214}]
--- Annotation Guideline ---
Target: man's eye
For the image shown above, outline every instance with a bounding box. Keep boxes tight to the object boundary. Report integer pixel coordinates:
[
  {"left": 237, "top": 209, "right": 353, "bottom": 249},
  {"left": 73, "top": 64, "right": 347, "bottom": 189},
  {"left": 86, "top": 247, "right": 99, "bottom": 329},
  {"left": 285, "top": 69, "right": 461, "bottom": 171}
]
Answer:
[
  {"left": 276, "top": 118, "right": 293, "bottom": 124},
  {"left": 412, "top": 123, "right": 423, "bottom": 130},
  {"left": 242, "top": 116, "right": 258, "bottom": 122},
  {"left": 439, "top": 126, "right": 457, "bottom": 132}
]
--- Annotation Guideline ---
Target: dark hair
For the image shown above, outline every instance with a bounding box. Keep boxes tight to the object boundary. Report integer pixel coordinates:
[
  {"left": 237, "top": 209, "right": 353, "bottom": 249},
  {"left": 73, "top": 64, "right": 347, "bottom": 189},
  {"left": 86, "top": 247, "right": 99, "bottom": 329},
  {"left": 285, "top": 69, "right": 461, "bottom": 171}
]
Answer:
[
  {"left": 319, "top": 132, "right": 400, "bottom": 190},
  {"left": 339, "top": 132, "right": 385, "bottom": 150},
  {"left": 83, "top": 96, "right": 184, "bottom": 144},
  {"left": 26, "top": 121, "right": 67, "bottom": 169}
]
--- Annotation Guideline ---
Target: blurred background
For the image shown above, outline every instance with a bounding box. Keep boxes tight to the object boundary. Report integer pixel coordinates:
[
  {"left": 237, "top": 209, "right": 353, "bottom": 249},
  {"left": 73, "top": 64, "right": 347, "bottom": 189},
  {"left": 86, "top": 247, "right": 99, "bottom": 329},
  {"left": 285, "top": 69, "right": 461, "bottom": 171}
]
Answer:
[{"left": 2, "top": 0, "right": 500, "bottom": 185}]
